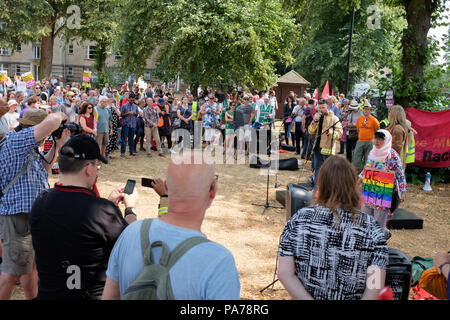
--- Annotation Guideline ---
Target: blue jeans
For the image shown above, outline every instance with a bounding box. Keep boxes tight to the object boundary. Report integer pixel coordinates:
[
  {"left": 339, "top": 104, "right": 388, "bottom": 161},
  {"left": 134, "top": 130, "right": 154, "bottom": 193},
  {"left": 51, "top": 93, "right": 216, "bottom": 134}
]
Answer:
[
  {"left": 301, "top": 132, "right": 315, "bottom": 160},
  {"left": 313, "top": 151, "right": 329, "bottom": 187},
  {"left": 121, "top": 125, "right": 136, "bottom": 155}
]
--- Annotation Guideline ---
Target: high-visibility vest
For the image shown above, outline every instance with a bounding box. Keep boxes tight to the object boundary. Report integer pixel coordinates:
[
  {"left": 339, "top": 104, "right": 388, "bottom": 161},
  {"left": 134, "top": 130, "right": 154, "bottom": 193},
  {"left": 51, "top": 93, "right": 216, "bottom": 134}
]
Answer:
[
  {"left": 157, "top": 105, "right": 171, "bottom": 127},
  {"left": 405, "top": 134, "right": 415, "bottom": 164},
  {"left": 191, "top": 101, "right": 198, "bottom": 121},
  {"left": 380, "top": 118, "right": 390, "bottom": 129},
  {"left": 258, "top": 104, "right": 274, "bottom": 123}
]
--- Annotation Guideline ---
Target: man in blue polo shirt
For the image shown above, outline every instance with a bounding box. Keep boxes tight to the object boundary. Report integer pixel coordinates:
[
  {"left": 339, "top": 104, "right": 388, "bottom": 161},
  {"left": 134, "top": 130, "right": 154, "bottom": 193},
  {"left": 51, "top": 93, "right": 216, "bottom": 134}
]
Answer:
[
  {"left": 95, "top": 96, "right": 112, "bottom": 160},
  {"left": 0, "top": 106, "right": 69, "bottom": 300}
]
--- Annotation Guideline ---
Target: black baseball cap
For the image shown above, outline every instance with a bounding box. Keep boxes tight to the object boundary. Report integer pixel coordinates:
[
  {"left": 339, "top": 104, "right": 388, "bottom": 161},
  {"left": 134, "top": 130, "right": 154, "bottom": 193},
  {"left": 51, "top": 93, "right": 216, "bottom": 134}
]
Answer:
[{"left": 60, "top": 135, "right": 108, "bottom": 164}]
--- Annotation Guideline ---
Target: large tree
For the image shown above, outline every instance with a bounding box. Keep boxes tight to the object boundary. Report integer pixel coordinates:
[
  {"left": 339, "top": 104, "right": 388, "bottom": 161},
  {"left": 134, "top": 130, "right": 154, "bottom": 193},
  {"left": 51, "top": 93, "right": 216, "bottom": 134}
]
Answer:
[
  {"left": 115, "top": 0, "right": 297, "bottom": 91},
  {"left": 287, "top": 0, "right": 404, "bottom": 93},
  {"left": 0, "top": 0, "right": 118, "bottom": 81}
]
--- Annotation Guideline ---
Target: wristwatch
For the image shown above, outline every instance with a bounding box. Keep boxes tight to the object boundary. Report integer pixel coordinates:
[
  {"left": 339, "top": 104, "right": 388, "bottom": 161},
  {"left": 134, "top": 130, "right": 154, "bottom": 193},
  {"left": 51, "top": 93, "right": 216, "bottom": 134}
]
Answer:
[{"left": 124, "top": 207, "right": 136, "bottom": 217}]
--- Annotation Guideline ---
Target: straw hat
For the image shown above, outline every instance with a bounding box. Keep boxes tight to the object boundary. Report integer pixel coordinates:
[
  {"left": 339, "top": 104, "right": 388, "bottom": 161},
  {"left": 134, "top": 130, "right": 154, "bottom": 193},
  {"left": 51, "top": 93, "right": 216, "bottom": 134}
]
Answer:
[{"left": 18, "top": 109, "right": 48, "bottom": 127}]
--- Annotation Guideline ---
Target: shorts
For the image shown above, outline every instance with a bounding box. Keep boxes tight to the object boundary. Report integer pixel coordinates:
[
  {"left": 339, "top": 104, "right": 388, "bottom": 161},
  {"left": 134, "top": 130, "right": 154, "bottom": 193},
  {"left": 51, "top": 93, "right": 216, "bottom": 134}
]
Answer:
[
  {"left": 225, "top": 128, "right": 235, "bottom": 135},
  {"left": 204, "top": 128, "right": 217, "bottom": 142},
  {"left": 96, "top": 132, "right": 110, "bottom": 147},
  {"left": 237, "top": 124, "right": 252, "bottom": 142},
  {"left": 0, "top": 213, "right": 35, "bottom": 275}
]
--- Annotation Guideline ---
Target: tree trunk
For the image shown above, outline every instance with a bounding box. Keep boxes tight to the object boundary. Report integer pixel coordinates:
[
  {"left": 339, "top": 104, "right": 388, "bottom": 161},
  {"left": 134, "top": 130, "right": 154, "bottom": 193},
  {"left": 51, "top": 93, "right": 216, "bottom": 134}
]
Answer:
[
  {"left": 398, "top": 0, "right": 432, "bottom": 107},
  {"left": 39, "top": 34, "right": 54, "bottom": 81}
]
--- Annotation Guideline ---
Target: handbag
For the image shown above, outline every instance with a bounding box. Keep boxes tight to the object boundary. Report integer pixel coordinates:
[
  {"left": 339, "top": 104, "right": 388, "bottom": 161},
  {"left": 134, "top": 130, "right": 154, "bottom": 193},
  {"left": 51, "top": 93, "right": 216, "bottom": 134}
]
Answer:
[
  {"left": 284, "top": 116, "right": 293, "bottom": 124},
  {"left": 173, "top": 108, "right": 187, "bottom": 129}
]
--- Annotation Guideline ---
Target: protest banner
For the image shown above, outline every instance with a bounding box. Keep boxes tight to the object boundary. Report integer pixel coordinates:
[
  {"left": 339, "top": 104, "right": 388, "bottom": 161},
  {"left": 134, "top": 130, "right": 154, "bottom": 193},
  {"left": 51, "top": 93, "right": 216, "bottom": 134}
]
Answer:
[
  {"left": 405, "top": 108, "right": 450, "bottom": 168},
  {"left": 362, "top": 167, "right": 395, "bottom": 209},
  {"left": 22, "top": 72, "right": 36, "bottom": 88},
  {"left": 83, "top": 71, "right": 92, "bottom": 83}
]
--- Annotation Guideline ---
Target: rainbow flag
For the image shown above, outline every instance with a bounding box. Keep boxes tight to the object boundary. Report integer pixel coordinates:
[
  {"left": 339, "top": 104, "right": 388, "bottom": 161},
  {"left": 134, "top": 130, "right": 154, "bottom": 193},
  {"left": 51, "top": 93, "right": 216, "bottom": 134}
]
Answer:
[{"left": 362, "top": 167, "right": 395, "bottom": 209}]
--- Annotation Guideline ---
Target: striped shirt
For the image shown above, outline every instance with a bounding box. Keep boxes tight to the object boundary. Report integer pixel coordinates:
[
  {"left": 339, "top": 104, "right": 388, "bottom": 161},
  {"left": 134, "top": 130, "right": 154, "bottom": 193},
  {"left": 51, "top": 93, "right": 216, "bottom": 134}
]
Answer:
[
  {"left": 0, "top": 127, "right": 49, "bottom": 215},
  {"left": 278, "top": 205, "right": 388, "bottom": 300}
]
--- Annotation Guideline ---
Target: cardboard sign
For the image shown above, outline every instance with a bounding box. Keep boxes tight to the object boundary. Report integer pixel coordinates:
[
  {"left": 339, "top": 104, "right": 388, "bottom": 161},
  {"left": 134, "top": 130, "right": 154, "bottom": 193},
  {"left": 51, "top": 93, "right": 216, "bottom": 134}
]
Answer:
[
  {"left": 16, "top": 81, "right": 26, "bottom": 93},
  {"left": 22, "top": 72, "right": 36, "bottom": 88},
  {"left": 386, "top": 90, "right": 394, "bottom": 109},
  {"left": 83, "top": 71, "right": 91, "bottom": 83},
  {"left": 362, "top": 167, "right": 395, "bottom": 209}
]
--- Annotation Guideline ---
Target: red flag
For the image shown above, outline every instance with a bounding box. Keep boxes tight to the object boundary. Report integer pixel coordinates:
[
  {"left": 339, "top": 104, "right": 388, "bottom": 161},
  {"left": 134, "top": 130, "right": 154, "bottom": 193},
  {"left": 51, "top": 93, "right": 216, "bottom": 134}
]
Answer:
[
  {"left": 315, "top": 88, "right": 319, "bottom": 101},
  {"left": 332, "top": 89, "right": 334, "bottom": 97},
  {"left": 321, "top": 80, "right": 330, "bottom": 99}
]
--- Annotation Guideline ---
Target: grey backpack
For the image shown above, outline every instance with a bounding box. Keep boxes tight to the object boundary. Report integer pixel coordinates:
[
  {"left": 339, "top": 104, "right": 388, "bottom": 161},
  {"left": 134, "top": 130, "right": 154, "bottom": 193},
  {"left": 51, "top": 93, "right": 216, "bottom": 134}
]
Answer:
[{"left": 122, "top": 219, "right": 210, "bottom": 300}]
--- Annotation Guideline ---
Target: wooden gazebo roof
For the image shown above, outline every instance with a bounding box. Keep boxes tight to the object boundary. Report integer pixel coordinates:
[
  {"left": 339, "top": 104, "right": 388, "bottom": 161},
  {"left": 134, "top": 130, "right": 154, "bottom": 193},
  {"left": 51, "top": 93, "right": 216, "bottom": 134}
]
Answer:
[{"left": 276, "top": 70, "right": 311, "bottom": 86}]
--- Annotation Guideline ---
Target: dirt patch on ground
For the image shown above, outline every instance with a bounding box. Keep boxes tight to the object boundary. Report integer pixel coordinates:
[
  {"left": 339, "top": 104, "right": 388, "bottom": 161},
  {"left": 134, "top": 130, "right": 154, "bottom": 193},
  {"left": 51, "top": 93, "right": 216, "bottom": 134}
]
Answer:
[{"left": 10, "top": 147, "right": 450, "bottom": 300}]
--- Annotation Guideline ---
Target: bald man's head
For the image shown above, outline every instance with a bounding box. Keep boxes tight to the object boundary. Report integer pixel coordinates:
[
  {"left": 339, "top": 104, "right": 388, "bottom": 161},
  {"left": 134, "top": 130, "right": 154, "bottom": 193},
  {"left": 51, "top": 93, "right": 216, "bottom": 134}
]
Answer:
[{"left": 166, "top": 152, "right": 215, "bottom": 200}]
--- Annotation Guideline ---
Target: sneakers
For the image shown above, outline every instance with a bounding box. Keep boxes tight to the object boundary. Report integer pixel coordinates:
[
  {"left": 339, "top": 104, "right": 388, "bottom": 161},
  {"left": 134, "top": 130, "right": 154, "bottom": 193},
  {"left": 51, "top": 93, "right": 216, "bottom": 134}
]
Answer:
[
  {"left": 120, "top": 154, "right": 126, "bottom": 158},
  {"left": 158, "top": 153, "right": 166, "bottom": 157},
  {"left": 169, "top": 148, "right": 177, "bottom": 154},
  {"left": 140, "top": 147, "right": 146, "bottom": 151}
]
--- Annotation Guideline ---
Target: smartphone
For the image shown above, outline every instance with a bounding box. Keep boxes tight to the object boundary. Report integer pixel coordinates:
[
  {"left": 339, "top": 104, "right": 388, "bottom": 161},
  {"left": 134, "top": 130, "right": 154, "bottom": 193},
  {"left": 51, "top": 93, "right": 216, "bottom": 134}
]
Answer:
[
  {"left": 124, "top": 179, "right": 136, "bottom": 195},
  {"left": 141, "top": 178, "right": 155, "bottom": 188}
]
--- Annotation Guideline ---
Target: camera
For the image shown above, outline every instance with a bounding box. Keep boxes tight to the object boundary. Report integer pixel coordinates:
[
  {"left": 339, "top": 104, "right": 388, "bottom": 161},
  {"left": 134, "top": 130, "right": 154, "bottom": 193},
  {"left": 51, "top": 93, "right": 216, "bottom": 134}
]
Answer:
[{"left": 52, "top": 120, "right": 83, "bottom": 139}]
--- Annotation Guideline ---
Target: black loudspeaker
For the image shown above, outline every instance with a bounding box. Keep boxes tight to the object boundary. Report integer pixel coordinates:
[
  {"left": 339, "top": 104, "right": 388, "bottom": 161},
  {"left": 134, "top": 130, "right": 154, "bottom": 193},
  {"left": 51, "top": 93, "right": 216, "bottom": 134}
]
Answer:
[
  {"left": 250, "top": 156, "right": 299, "bottom": 171},
  {"left": 278, "top": 158, "right": 299, "bottom": 171},
  {"left": 386, "top": 248, "right": 412, "bottom": 300},
  {"left": 286, "top": 183, "right": 313, "bottom": 221}
]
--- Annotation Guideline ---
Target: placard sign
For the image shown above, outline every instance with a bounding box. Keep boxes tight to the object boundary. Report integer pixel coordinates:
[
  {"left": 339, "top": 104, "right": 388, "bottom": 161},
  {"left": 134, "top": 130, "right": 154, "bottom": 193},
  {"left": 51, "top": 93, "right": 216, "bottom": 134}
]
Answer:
[
  {"left": 22, "top": 72, "right": 36, "bottom": 88},
  {"left": 83, "top": 71, "right": 92, "bottom": 83},
  {"left": 362, "top": 167, "right": 395, "bottom": 209},
  {"left": 386, "top": 89, "right": 394, "bottom": 109}
]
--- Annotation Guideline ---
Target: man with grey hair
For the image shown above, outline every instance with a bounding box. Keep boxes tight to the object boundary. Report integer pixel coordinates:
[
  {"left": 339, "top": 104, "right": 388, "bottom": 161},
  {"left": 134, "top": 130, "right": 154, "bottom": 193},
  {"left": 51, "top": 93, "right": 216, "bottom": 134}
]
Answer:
[
  {"left": 102, "top": 152, "right": 240, "bottom": 300},
  {"left": 95, "top": 96, "right": 113, "bottom": 159},
  {"left": 327, "top": 96, "right": 340, "bottom": 118},
  {"left": 15, "top": 91, "right": 25, "bottom": 114}
]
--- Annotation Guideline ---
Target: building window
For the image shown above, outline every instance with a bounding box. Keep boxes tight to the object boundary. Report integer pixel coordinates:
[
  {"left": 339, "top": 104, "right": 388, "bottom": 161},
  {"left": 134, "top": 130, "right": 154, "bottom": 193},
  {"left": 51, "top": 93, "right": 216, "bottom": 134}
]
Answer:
[
  {"left": 15, "top": 65, "right": 21, "bottom": 75},
  {"left": 144, "top": 71, "right": 151, "bottom": 81},
  {"left": 0, "top": 48, "right": 9, "bottom": 56},
  {"left": 0, "top": 64, "right": 8, "bottom": 73},
  {"left": 68, "top": 44, "right": 74, "bottom": 55},
  {"left": 34, "top": 65, "right": 39, "bottom": 81},
  {"left": 32, "top": 45, "right": 41, "bottom": 60},
  {"left": 86, "top": 45, "right": 96, "bottom": 60},
  {"left": 67, "top": 67, "right": 73, "bottom": 76},
  {"left": 16, "top": 44, "right": 22, "bottom": 52}
]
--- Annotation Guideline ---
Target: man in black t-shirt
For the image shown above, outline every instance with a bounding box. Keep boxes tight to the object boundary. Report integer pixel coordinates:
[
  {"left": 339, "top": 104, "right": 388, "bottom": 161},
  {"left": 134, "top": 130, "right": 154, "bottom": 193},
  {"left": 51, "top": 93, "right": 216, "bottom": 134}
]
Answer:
[{"left": 30, "top": 135, "right": 138, "bottom": 300}]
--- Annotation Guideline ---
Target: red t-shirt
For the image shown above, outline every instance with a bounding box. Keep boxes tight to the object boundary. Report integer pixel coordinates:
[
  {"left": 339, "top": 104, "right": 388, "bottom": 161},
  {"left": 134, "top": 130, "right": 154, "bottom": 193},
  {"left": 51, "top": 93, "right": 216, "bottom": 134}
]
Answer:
[{"left": 80, "top": 114, "right": 95, "bottom": 134}]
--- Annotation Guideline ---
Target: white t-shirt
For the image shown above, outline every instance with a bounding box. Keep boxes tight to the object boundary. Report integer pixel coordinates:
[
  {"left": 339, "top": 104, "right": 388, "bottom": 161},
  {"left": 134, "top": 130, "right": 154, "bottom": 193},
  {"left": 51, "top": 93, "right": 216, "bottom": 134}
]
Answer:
[{"left": 3, "top": 112, "right": 19, "bottom": 130}]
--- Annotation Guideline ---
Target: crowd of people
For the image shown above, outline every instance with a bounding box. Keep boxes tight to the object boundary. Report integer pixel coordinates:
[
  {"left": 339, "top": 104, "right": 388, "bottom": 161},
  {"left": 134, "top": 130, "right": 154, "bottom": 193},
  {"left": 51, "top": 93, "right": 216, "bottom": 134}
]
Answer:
[{"left": 0, "top": 76, "right": 447, "bottom": 301}]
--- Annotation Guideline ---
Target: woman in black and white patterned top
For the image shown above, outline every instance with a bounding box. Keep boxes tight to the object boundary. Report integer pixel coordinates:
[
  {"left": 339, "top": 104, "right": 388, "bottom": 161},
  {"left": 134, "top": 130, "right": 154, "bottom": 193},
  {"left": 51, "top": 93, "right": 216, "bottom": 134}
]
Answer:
[{"left": 278, "top": 156, "right": 388, "bottom": 300}]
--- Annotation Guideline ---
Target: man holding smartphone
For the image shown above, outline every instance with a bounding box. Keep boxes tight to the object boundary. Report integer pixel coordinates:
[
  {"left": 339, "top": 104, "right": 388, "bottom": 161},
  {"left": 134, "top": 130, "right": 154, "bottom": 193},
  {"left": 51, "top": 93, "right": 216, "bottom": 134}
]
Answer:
[{"left": 29, "top": 135, "right": 138, "bottom": 300}]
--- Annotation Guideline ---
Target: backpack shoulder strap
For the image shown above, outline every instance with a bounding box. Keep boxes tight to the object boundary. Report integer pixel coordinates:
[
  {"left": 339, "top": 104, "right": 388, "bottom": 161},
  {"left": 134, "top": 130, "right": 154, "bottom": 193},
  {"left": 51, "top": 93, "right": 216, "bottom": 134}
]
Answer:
[
  {"left": 140, "top": 219, "right": 153, "bottom": 264},
  {"left": 140, "top": 219, "right": 171, "bottom": 267},
  {"left": 166, "top": 236, "right": 210, "bottom": 270}
]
